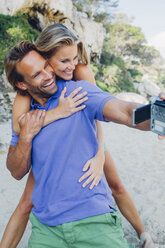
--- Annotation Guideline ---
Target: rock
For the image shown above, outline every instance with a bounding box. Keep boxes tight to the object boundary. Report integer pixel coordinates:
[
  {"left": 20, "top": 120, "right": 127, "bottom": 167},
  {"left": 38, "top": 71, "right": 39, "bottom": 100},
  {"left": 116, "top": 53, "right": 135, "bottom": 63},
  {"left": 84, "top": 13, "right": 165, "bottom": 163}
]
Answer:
[
  {"left": 71, "top": 8, "right": 105, "bottom": 60},
  {"left": 0, "top": 142, "right": 8, "bottom": 154},
  {"left": 116, "top": 92, "right": 148, "bottom": 104},
  {"left": 0, "top": 91, "right": 15, "bottom": 123},
  {"left": 0, "top": 0, "right": 105, "bottom": 60},
  {"left": 0, "top": 71, "right": 12, "bottom": 91},
  {"left": 6, "top": 92, "right": 16, "bottom": 104},
  {"left": 0, "top": 93, "right": 4, "bottom": 100},
  {"left": 134, "top": 75, "right": 160, "bottom": 99}
]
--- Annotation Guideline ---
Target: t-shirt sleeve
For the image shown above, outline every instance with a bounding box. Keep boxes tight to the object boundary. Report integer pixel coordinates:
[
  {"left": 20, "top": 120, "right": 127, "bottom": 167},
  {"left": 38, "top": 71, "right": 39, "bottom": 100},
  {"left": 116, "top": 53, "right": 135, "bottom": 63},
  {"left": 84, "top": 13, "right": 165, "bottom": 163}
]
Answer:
[
  {"left": 67, "top": 80, "right": 115, "bottom": 121},
  {"left": 10, "top": 117, "right": 19, "bottom": 146}
]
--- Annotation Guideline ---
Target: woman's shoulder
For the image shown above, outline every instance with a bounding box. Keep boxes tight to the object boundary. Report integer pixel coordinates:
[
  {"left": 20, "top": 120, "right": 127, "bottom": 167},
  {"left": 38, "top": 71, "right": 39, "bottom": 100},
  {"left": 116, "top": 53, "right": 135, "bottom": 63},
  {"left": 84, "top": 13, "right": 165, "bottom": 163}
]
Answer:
[
  {"left": 74, "top": 64, "right": 92, "bottom": 75},
  {"left": 74, "top": 64, "right": 96, "bottom": 85}
]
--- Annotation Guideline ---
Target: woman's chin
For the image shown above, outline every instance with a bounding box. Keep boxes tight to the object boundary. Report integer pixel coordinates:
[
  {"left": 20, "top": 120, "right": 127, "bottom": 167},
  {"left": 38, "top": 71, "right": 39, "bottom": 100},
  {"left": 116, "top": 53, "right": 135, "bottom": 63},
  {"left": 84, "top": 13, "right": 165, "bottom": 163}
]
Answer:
[{"left": 63, "top": 75, "right": 73, "bottom": 80}]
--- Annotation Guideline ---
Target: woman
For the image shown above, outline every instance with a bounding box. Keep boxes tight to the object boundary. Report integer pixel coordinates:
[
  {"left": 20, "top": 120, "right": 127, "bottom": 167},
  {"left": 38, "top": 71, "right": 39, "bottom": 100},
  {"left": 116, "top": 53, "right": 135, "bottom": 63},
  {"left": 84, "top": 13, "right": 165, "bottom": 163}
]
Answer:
[{"left": 0, "top": 24, "right": 152, "bottom": 248}]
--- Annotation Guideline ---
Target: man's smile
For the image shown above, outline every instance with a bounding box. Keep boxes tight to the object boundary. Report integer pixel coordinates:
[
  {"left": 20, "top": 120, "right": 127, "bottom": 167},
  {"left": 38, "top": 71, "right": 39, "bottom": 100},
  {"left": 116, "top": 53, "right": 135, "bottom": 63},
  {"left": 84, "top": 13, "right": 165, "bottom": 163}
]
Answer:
[{"left": 42, "top": 79, "right": 55, "bottom": 89}]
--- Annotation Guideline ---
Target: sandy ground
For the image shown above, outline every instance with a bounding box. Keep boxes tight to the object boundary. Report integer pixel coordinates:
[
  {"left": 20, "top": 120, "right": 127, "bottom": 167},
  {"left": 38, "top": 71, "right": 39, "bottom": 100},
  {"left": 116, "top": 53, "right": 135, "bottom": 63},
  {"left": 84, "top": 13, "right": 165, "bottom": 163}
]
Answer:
[{"left": 0, "top": 121, "right": 165, "bottom": 248}]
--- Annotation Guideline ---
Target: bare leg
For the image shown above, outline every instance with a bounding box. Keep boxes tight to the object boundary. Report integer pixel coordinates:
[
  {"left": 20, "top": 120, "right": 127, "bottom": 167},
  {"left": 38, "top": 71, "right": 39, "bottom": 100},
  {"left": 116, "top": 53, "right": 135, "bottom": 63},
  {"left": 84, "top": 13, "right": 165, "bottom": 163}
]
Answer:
[
  {"left": 104, "top": 150, "right": 145, "bottom": 237},
  {"left": 0, "top": 170, "right": 34, "bottom": 248}
]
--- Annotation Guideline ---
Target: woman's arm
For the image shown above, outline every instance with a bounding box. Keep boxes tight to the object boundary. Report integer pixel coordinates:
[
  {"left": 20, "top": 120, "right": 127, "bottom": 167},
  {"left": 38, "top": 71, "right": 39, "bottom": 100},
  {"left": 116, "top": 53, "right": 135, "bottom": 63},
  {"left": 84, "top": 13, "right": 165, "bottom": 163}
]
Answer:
[
  {"left": 13, "top": 87, "right": 88, "bottom": 135},
  {"left": 73, "top": 64, "right": 96, "bottom": 85},
  {"left": 74, "top": 64, "right": 105, "bottom": 189},
  {"left": 13, "top": 94, "right": 31, "bottom": 134}
]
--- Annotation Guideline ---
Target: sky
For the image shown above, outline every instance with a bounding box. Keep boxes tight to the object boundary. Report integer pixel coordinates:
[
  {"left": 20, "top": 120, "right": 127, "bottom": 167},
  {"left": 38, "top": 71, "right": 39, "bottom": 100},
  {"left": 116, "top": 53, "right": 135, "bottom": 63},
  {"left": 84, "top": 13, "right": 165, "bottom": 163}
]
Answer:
[{"left": 116, "top": 0, "right": 165, "bottom": 58}]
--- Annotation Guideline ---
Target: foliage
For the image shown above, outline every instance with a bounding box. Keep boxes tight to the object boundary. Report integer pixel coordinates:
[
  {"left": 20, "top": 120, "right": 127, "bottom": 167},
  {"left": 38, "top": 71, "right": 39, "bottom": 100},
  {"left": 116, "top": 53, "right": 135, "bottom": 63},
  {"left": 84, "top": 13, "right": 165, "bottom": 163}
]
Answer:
[
  {"left": 127, "top": 68, "right": 143, "bottom": 82},
  {"left": 106, "top": 66, "right": 136, "bottom": 93},
  {"left": 0, "top": 13, "right": 39, "bottom": 74},
  {"left": 158, "top": 68, "right": 165, "bottom": 88},
  {"left": 73, "top": 0, "right": 118, "bottom": 22},
  {"left": 94, "top": 19, "right": 164, "bottom": 93},
  {"left": 105, "top": 22, "right": 145, "bottom": 60}
]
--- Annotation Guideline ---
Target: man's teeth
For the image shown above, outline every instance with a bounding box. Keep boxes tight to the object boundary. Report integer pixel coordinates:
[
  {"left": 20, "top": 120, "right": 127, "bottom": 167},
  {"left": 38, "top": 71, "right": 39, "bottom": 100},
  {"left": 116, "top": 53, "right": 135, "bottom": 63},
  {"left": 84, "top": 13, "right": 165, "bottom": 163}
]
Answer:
[
  {"left": 65, "top": 71, "right": 72, "bottom": 74},
  {"left": 43, "top": 80, "right": 54, "bottom": 88}
]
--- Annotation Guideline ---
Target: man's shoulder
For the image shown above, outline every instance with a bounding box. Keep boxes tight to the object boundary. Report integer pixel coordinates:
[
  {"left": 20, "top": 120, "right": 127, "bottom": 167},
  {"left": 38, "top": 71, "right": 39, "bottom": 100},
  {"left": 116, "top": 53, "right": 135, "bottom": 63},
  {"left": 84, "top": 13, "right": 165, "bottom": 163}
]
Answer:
[
  {"left": 66, "top": 79, "right": 91, "bottom": 87},
  {"left": 65, "top": 80, "right": 98, "bottom": 92}
]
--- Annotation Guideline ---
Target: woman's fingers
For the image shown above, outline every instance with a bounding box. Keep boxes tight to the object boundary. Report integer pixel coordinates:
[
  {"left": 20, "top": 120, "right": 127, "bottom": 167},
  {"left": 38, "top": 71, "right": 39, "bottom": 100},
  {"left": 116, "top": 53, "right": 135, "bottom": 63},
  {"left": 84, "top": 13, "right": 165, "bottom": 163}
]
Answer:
[
  {"left": 60, "top": 87, "right": 67, "bottom": 99},
  {"left": 82, "top": 174, "right": 95, "bottom": 188},
  {"left": 89, "top": 177, "right": 100, "bottom": 190},
  {"left": 74, "top": 97, "right": 88, "bottom": 107},
  {"left": 69, "top": 87, "right": 82, "bottom": 98},
  {"left": 78, "top": 169, "right": 91, "bottom": 183},
  {"left": 72, "top": 91, "right": 88, "bottom": 102},
  {"left": 72, "top": 105, "right": 86, "bottom": 113}
]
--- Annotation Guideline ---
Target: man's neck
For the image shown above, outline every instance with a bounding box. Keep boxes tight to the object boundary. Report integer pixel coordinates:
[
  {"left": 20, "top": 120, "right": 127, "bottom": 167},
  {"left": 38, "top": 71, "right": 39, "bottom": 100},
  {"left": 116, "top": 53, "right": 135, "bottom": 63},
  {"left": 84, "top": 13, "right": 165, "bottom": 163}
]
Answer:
[{"left": 32, "top": 96, "right": 48, "bottom": 107}]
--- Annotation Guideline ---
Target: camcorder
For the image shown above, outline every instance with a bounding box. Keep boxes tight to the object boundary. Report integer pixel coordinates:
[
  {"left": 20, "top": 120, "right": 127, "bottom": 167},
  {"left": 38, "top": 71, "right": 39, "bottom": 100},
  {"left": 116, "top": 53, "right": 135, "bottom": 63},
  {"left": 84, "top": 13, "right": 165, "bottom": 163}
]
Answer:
[{"left": 132, "top": 96, "right": 165, "bottom": 135}]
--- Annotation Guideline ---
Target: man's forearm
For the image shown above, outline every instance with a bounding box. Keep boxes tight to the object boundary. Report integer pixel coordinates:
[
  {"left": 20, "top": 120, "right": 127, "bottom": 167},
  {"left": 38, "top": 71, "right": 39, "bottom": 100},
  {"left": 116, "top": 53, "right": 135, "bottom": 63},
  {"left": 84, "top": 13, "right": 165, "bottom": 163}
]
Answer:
[
  {"left": 126, "top": 102, "right": 150, "bottom": 131},
  {"left": 7, "top": 136, "right": 32, "bottom": 180},
  {"left": 103, "top": 99, "right": 150, "bottom": 131}
]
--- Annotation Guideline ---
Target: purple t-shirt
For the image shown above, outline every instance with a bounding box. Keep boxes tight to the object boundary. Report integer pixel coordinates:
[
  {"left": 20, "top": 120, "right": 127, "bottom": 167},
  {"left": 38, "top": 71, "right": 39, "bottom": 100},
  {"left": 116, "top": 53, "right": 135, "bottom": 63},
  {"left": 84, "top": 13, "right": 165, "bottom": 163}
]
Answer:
[{"left": 11, "top": 79, "right": 116, "bottom": 226}]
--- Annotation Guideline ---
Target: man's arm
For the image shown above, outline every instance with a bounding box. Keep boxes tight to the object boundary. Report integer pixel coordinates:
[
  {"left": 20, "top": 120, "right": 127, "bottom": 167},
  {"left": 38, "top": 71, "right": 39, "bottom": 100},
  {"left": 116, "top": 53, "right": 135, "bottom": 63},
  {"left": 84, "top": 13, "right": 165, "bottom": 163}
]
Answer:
[
  {"left": 103, "top": 98, "right": 150, "bottom": 130},
  {"left": 7, "top": 109, "right": 45, "bottom": 180}
]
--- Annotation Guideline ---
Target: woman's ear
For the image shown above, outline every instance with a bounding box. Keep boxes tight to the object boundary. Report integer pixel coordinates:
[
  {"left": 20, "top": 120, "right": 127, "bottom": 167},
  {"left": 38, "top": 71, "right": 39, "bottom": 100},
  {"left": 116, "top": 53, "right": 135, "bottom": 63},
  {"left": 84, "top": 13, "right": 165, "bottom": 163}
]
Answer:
[{"left": 16, "top": 81, "right": 28, "bottom": 91}]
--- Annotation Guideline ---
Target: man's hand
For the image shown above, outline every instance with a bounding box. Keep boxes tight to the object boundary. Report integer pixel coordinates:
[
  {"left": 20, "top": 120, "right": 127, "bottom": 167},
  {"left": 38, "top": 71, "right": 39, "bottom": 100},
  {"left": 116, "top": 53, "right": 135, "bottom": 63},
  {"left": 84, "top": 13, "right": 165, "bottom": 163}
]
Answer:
[
  {"left": 140, "top": 232, "right": 155, "bottom": 248},
  {"left": 157, "top": 93, "right": 165, "bottom": 140},
  {"left": 18, "top": 109, "right": 46, "bottom": 142}
]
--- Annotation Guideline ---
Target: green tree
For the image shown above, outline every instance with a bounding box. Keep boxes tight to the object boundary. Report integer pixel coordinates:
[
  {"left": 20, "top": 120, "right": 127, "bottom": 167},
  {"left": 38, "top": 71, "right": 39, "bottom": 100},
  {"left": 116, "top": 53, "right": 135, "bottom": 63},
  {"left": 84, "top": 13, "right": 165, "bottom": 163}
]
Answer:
[
  {"left": 103, "top": 22, "right": 162, "bottom": 68},
  {"left": 0, "top": 13, "right": 39, "bottom": 74}
]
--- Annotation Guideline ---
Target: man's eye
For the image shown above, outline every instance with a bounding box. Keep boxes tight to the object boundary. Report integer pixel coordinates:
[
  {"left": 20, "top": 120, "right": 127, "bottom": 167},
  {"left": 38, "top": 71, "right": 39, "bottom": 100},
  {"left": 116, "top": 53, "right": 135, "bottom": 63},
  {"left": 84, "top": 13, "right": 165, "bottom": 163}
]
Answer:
[
  {"left": 61, "top": 60, "right": 68, "bottom": 63},
  {"left": 33, "top": 73, "right": 40, "bottom": 78}
]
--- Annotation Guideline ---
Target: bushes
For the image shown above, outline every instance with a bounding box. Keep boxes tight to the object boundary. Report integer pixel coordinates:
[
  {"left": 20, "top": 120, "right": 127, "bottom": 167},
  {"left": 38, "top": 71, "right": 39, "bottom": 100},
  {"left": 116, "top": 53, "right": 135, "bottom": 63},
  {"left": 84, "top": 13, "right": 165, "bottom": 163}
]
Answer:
[{"left": 0, "top": 13, "right": 39, "bottom": 74}]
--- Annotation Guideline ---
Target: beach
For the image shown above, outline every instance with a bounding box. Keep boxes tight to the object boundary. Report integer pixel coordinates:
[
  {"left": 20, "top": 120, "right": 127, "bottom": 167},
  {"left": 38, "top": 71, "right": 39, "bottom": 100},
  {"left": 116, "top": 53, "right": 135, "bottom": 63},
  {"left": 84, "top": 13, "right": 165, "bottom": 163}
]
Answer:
[{"left": 0, "top": 121, "right": 165, "bottom": 247}]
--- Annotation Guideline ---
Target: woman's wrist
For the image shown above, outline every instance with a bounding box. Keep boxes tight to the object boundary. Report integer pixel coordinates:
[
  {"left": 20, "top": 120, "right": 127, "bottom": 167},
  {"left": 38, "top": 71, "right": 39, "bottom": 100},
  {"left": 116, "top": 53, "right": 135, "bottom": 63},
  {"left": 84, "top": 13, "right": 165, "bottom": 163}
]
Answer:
[
  {"left": 44, "top": 107, "right": 63, "bottom": 125},
  {"left": 95, "top": 148, "right": 105, "bottom": 163}
]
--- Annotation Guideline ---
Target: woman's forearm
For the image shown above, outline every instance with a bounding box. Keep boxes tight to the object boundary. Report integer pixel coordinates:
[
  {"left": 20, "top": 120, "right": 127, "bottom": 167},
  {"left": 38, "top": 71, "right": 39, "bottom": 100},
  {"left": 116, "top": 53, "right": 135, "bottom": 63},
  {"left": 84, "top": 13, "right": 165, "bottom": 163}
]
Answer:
[
  {"left": 43, "top": 107, "right": 63, "bottom": 126},
  {"left": 95, "top": 120, "right": 105, "bottom": 157},
  {"left": 15, "top": 87, "right": 87, "bottom": 134}
]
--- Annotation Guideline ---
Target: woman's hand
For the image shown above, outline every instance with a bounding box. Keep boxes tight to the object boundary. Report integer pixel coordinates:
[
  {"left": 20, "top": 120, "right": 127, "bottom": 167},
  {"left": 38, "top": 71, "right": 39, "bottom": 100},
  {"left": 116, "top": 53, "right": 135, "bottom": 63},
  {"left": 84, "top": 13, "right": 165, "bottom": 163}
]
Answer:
[
  {"left": 57, "top": 87, "right": 88, "bottom": 118},
  {"left": 140, "top": 232, "right": 155, "bottom": 248},
  {"left": 78, "top": 152, "right": 105, "bottom": 190}
]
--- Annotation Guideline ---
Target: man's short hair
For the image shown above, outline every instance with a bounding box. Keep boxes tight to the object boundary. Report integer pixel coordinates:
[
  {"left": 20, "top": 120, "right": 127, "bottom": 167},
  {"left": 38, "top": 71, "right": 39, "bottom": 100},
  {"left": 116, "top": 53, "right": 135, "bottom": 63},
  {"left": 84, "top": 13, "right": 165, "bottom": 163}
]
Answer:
[{"left": 4, "top": 41, "right": 38, "bottom": 95}]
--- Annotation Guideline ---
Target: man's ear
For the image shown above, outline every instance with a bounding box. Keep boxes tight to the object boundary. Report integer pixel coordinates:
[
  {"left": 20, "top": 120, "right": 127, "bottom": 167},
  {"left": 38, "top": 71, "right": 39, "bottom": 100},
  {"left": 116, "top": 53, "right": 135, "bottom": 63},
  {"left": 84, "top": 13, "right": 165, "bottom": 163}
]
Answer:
[{"left": 16, "top": 82, "right": 28, "bottom": 91}]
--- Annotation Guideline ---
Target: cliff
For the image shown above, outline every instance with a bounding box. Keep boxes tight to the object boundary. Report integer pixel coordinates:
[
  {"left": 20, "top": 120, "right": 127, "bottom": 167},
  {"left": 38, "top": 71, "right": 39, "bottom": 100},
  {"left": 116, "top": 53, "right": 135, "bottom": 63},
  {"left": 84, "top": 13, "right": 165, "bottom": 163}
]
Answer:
[{"left": 0, "top": 0, "right": 106, "bottom": 60}]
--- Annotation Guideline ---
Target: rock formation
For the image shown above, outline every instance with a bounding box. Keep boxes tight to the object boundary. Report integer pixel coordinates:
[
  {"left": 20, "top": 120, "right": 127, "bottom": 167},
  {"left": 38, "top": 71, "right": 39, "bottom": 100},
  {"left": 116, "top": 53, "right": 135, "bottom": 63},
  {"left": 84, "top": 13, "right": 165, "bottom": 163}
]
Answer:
[{"left": 0, "top": 0, "right": 105, "bottom": 60}]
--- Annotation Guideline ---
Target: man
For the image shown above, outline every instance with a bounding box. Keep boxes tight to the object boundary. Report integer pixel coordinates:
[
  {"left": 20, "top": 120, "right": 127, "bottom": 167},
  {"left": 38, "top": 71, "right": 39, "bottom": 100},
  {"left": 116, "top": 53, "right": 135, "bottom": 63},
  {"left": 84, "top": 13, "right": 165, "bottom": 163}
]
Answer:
[{"left": 4, "top": 41, "right": 162, "bottom": 247}]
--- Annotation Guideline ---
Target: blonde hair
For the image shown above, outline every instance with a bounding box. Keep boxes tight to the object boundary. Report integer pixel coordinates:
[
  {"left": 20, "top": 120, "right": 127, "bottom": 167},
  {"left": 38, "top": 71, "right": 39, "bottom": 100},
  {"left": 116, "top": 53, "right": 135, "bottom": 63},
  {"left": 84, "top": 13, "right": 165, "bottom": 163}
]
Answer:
[{"left": 35, "top": 23, "right": 89, "bottom": 65}]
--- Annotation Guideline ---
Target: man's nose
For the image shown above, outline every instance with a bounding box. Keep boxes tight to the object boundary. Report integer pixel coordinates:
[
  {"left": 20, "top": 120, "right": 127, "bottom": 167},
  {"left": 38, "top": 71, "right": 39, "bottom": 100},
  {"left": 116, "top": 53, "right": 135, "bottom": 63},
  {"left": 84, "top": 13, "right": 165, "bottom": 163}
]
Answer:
[{"left": 42, "top": 69, "right": 52, "bottom": 78}]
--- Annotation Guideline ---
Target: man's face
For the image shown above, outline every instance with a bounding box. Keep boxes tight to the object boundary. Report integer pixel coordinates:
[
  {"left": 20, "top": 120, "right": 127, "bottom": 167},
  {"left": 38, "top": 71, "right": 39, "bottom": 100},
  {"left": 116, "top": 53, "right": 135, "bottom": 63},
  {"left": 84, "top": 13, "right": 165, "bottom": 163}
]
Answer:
[{"left": 16, "top": 50, "right": 57, "bottom": 103}]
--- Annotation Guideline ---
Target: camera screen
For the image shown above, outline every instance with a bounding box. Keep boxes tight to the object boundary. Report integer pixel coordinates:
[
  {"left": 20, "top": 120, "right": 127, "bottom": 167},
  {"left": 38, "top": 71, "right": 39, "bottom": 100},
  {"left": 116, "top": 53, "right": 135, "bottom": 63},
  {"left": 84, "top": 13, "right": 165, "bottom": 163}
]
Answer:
[{"left": 133, "top": 104, "right": 151, "bottom": 124}]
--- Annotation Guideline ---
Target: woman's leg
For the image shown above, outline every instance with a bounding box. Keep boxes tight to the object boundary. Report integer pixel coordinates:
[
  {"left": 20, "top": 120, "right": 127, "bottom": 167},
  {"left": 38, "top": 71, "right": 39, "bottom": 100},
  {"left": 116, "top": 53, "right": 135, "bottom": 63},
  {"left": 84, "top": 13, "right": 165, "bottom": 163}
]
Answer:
[
  {"left": 104, "top": 150, "right": 145, "bottom": 237},
  {"left": 0, "top": 170, "right": 35, "bottom": 248}
]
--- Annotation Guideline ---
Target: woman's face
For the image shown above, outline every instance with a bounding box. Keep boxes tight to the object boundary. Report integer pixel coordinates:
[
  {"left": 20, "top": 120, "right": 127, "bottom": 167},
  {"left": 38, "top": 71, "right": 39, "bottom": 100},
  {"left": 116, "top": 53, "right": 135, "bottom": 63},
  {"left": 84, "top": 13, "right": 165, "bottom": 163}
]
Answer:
[{"left": 48, "top": 44, "right": 78, "bottom": 80}]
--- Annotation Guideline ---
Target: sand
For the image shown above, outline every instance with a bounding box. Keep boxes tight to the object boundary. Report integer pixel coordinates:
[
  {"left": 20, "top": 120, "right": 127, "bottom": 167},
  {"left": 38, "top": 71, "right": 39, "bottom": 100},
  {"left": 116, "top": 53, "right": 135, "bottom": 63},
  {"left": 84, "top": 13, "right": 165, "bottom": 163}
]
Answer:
[{"left": 0, "top": 121, "right": 165, "bottom": 248}]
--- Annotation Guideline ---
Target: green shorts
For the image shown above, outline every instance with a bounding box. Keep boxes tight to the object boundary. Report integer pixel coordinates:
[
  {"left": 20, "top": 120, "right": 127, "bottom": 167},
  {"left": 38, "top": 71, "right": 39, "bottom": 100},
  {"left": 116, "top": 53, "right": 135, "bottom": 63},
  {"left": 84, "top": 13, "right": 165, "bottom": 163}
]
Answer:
[{"left": 28, "top": 211, "right": 133, "bottom": 248}]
